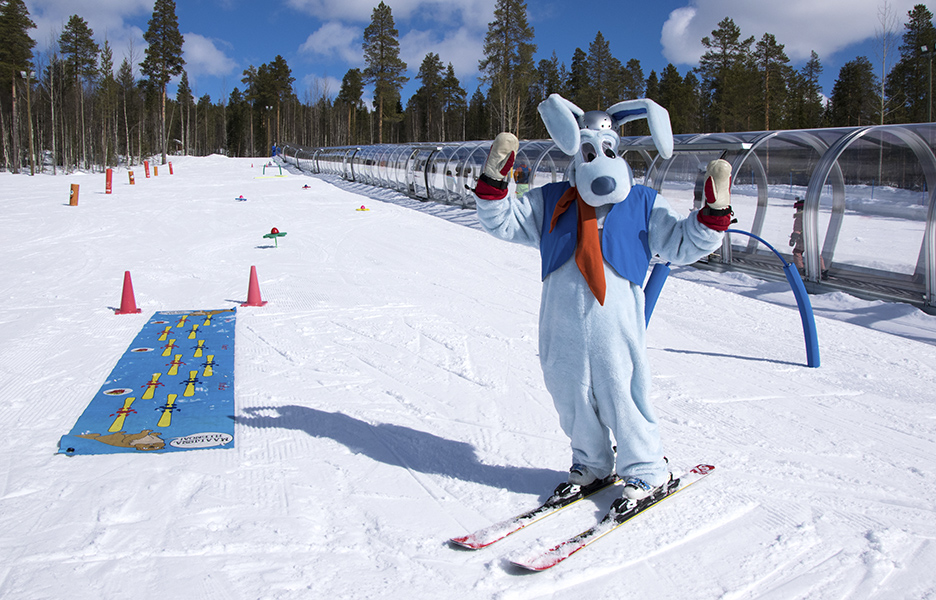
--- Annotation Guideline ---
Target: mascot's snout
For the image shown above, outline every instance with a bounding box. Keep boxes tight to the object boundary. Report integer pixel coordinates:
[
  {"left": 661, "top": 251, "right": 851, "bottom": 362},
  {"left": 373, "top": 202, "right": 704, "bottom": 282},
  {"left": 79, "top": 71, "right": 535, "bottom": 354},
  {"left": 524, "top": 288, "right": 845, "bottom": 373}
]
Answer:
[{"left": 591, "top": 176, "right": 616, "bottom": 196}]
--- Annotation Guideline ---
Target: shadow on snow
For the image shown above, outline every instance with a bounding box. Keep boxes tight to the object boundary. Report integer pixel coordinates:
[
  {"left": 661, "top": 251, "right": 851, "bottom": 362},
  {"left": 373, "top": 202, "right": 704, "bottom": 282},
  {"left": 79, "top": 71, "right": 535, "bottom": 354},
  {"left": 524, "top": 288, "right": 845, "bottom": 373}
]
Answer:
[{"left": 237, "top": 405, "right": 565, "bottom": 497}]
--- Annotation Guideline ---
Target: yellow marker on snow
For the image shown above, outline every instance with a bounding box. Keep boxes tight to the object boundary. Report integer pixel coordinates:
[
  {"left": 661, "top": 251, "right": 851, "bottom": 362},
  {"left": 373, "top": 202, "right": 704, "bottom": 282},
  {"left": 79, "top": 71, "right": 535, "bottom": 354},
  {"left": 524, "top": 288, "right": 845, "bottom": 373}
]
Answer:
[
  {"left": 142, "top": 373, "right": 162, "bottom": 400},
  {"left": 108, "top": 397, "right": 136, "bottom": 432},
  {"left": 183, "top": 371, "right": 198, "bottom": 397},
  {"left": 157, "top": 394, "right": 178, "bottom": 428},
  {"left": 167, "top": 354, "right": 184, "bottom": 376},
  {"left": 203, "top": 355, "right": 215, "bottom": 377}
]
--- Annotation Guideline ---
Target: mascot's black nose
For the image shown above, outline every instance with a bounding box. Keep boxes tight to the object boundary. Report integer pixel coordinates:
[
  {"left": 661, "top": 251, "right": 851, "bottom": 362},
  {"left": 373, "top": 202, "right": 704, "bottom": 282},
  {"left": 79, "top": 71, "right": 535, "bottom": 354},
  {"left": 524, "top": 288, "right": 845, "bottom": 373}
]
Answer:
[{"left": 591, "top": 176, "right": 616, "bottom": 196}]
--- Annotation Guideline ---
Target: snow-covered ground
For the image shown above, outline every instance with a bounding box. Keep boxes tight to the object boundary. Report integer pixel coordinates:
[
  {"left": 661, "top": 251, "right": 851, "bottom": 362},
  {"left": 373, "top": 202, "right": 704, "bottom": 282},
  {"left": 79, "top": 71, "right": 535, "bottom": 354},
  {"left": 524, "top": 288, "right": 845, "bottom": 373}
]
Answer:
[{"left": 2, "top": 155, "right": 935, "bottom": 599}]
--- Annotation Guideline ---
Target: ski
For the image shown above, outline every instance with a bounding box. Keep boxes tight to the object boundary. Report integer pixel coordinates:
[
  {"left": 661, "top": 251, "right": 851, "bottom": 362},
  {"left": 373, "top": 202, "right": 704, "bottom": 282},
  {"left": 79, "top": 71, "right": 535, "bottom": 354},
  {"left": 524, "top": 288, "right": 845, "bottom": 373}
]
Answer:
[
  {"left": 449, "top": 475, "right": 620, "bottom": 550},
  {"left": 510, "top": 464, "right": 715, "bottom": 571}
]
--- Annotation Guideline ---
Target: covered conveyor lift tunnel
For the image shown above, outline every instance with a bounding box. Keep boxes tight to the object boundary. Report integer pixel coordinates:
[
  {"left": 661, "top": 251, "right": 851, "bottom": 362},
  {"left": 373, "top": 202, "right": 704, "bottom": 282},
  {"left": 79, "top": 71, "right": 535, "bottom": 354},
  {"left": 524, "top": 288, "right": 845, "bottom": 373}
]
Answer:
[{"left": 281, "top": 122, "right": 936, "bottom": 365}]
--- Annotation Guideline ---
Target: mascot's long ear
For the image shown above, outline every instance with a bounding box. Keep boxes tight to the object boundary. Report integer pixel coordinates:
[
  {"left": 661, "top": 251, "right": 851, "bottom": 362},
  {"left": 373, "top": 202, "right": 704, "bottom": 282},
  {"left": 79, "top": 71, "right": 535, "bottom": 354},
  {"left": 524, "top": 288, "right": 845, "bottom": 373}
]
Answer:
[
  {"left": 606, "top": 99, "right": 674, "bottom": 160},
  {"left": 538, "top": 94, "right": 584, "bottom": 156}
]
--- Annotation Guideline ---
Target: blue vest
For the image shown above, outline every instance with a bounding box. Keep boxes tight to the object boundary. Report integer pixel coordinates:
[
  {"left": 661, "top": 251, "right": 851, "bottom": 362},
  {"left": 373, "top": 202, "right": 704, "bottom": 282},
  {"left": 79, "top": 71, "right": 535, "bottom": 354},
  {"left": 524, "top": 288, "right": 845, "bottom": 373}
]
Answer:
[{"left": 540, "top": 181, "right": 655, "bottom": 287}]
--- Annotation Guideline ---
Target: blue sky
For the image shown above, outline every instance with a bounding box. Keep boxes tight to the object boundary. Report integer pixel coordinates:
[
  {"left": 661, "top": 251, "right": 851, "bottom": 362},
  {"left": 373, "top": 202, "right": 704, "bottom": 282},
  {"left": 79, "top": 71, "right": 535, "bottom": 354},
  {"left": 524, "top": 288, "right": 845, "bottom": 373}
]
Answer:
[{"left": 24, "top": 0, "right": 920, "bottom": 109}]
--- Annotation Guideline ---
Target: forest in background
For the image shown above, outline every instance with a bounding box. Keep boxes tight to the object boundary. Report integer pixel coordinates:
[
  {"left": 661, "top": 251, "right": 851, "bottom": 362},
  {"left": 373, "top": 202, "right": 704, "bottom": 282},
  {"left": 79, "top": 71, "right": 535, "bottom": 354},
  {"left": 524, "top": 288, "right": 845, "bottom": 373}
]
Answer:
[{"left": 0, "top": 0, "right": 934, "bottom": 173}]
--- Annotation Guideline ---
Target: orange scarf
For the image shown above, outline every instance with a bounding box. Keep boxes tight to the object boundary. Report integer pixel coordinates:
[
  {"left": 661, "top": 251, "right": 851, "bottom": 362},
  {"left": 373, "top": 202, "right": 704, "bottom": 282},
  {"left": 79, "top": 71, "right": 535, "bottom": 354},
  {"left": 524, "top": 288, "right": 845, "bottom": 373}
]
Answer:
[{"left": 549, "top": 186, "right": 606, "bottom": 305}]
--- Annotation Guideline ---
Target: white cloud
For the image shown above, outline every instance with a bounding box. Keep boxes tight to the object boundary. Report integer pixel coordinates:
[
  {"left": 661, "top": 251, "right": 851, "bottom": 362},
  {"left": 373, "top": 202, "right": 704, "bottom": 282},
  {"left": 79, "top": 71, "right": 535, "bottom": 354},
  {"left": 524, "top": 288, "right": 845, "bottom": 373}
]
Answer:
[
  {"left": 299, "top": 73, "right": 342, "bottom": 100},
  {"left": 284, "top": 0, "right": 379, "bottom": 21},
  {"left": 284, "top": 0, "right": 495, "bottom": 28},
  {"left": 400, "top": 27, "right": 484, "bottom": 80},
  {"left": 26, "top": 0, "right": 151, "bottom": 54},
  {"left": 183, "top": 33, "right": 238, "bottom": 78},
  {"left": 660, "top": 6, "right": 699, "bottom": 65},
  {"left": 299, "top": 22, "right": 362, "bottom": 64},
  {"left": 660, "top": 0, "right": 921, "bottom": 66}
]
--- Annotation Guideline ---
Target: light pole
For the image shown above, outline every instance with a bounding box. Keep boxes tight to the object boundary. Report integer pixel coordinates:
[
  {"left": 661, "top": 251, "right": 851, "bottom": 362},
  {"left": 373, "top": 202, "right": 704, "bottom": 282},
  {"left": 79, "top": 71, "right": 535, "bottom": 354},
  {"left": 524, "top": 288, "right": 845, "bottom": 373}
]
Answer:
[{"left": 923, "top": 45, "right": 933, "bottom": 122}]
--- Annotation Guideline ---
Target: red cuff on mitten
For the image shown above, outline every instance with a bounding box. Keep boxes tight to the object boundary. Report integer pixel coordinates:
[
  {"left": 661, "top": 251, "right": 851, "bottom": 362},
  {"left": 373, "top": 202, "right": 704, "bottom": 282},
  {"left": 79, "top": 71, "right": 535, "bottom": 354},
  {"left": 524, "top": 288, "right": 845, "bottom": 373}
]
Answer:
[
  {"left": 475, "top": 173, "right": 510, "bottom": 200},
  {"left": 697, "top": 206, "right": 734, "bottom": 231},
  {"left": 474, "top": 148, "right": 515, "bottom": 201}
]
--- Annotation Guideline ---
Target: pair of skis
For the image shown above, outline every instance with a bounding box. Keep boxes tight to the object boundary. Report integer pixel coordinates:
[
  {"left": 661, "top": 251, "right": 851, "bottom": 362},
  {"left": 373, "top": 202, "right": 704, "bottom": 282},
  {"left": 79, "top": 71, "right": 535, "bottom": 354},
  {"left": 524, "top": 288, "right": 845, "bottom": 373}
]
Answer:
[{"left": 449, "top": 463, "right": 715, "bottom": 571}]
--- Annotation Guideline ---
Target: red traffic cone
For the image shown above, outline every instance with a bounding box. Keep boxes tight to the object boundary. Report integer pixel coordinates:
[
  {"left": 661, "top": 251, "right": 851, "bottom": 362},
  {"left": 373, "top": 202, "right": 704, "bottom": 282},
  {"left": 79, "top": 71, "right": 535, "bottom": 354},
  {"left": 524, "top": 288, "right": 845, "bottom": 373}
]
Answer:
[
  {"left": 115, "top": 271, "right": 143, "bottom": 314},
  {"left": 241, "top": 265, "right": 268, "bottom": 307}
]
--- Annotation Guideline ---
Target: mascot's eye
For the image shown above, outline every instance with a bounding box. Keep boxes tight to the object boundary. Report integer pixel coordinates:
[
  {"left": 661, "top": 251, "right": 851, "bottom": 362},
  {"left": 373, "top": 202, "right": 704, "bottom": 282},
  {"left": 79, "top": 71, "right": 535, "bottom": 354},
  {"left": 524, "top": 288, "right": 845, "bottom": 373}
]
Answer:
[
  {"left": 582, "top": 142, "right": 597, "bottom": 163},
  {"left": 602, "top": 141, "right": 616, "bottom": 158}
]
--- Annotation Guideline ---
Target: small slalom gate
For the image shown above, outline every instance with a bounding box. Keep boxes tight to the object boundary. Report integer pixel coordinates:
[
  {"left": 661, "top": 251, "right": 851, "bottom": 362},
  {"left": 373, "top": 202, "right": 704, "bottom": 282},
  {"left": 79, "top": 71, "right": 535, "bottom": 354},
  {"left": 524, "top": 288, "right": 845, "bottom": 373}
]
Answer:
[{"left": 58, "top": 309, "right": 237, "bottom": 455}]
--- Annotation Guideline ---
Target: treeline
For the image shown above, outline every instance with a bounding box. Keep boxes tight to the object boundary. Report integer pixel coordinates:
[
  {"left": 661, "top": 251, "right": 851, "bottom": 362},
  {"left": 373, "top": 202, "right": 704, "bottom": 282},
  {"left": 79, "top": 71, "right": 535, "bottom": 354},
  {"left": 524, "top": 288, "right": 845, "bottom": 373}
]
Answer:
[{"left": 0, "top": 0, "right": 934, "bottom": 173}]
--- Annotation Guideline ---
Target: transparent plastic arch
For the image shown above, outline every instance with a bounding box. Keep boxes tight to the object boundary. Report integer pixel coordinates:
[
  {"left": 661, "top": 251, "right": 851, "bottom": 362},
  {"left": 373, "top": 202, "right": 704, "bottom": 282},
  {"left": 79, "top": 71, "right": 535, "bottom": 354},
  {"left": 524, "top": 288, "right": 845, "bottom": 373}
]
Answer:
[{"left": 280, "top": 122, "right": 936, "bottom": 312}]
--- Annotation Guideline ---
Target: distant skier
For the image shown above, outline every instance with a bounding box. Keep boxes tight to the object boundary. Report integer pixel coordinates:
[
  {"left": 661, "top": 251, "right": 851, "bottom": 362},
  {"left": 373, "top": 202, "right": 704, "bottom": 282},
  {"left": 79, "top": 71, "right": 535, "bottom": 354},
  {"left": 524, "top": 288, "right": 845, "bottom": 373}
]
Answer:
[
  {"left": 790, "top": 198, "right": 828, "bottom": 278},
  {"left": 473, "top": 94, "right": 733, "bottom": 501}
]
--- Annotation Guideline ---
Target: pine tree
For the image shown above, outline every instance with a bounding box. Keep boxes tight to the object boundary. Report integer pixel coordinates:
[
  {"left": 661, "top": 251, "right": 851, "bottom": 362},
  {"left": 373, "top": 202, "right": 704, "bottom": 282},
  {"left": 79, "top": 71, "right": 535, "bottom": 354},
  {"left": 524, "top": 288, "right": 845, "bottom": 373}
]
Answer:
[
  {"left": 336, "top": 68, "right": 364, "bottom": 145},
  {"left": 620, "top": 58, "right": 645, "bottom": 99},
  {"left": 226, "top": 87, "right": 249, "bottom": 156},
  {"left": 116, "top": 57, "right": 139, "bottom": 164},
  {"left": 363, "top": 2, "right": 407, "bottom": 144},
  {"left": 59, "top": 15, "right": 98, "bottom": 170},
  {"left": 256, "top": 55, "right": 294, "bottom": 150},
  {"left": 789, "top": 51, "right": 824, "bottom": 129},
  {"left": 0, "top": 0, "right": 35, "bottom": 173},
  {"left": 440, "top": 63, "right": 466, "bottom": 142},
  {"left": 885, "top": 4, "right": 936, "bottom": 123},
  {"left": 240, "top": 66, "right": 258, "bottom": 155},
  {"left": 176, "top": 71, "right": 193, "bottom": 154},
  {"left": 531, "top": 52, "right": 562, "bottom": 138},
  {"left": 533, "top": 52, "right": 562, "bottom": 102},
  {"left": 658, "top": 64, "right": 699, "bottom": 134},
  {"left": 617, "top": 58, "right": 646, "bottom": 136},
  {"left": 479, "top": 0, "right": 536, "bottom": 136},
  {"left": 415, "top": 52, "right": 444, "bottom": 141},
  {"left": 754, "top": 33, "right": 791, "bottom": 130},
  {"left": 141, "top": 0, "right": 185, "bottom": 164},
  {"left": 586, "top": 31, "right": 621, "bottom": 110},
  {"left": 682, "top": 71, "right": 702, "bottom": 133},
  {"left": 43, "top": 53, "right": 66, "bottom": 173},
  {"left": 566, "top": 48, "right": 589, "bottom": 108},
  {"left": 466, "top": 87, "right": 488, "bottom": 140},
  {"left": 645, "top": 70, "right": 660, "bottom": 101},
  {"left": 697, "top": 17, "right": 755, "bottom": 132},
  {"left": 829, "top": 56, "right": 879, "bottom": 126},
  {"left": 99, "top": 39, "right": 119, "bottom": 166}
]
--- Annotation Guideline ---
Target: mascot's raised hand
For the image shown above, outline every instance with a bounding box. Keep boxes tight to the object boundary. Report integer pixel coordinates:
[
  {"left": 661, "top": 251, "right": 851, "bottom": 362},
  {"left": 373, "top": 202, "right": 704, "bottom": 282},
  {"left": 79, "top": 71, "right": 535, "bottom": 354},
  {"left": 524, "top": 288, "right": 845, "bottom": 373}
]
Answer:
[
  {"left": 698, "top": 159, "right": 734, "bottom": 231},
  {"left": 475, "top": 132, "right": 519, "bottom": 200}
]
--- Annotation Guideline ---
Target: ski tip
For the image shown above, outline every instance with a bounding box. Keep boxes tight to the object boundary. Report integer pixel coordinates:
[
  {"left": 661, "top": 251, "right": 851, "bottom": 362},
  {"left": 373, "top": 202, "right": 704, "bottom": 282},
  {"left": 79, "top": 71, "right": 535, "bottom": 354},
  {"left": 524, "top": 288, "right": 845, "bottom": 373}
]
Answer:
[
  {"left": 509, "top": 557, "right": 557, "bottom": 572},
  {"left": 690, "top": 464, "right": 715, "bottom": 475},
  {"left": 449, "top": 536, "right": 485, "bottom": 550},
  {"left": 509, "top": 560, "right": 542, "bottom": 572}
]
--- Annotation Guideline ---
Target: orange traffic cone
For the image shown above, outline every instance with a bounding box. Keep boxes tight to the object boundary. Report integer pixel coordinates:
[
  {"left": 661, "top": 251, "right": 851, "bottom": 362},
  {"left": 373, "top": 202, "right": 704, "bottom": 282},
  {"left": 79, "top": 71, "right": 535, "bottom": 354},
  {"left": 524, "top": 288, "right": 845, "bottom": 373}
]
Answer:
[
  {"left": 115, "top": 271, "right": 143, "bottom": 314},
  {"left": 241, "top": 266, "right": 268, "bottom": 307}
]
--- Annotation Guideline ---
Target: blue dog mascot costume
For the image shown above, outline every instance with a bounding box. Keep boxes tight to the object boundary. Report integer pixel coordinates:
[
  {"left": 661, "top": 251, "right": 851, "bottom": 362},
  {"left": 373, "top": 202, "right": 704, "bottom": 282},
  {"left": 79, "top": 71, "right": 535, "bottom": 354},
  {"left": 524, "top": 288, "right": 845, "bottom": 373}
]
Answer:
[{"left": 474, "top": 94, "right": 733, "bottom": 500}]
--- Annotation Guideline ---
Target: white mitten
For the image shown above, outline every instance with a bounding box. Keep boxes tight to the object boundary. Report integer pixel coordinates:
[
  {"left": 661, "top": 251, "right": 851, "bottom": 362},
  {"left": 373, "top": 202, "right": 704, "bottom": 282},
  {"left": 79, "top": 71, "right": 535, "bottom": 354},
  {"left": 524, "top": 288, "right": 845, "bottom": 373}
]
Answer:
[
  {"left": 704, "top": 159, "right": 731, "bottom": 210},
  {"left": 475, "top": 132, "right": 518, "bottom": 200},
  {"left": 698, "top": 159, "right": 733, "bottom": 231}
]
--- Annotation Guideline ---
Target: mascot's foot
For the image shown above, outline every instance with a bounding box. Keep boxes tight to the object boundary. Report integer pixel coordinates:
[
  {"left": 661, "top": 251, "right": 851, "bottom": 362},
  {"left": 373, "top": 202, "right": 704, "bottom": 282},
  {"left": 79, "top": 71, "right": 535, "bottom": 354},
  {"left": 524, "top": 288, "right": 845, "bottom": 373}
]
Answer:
[
  {"left": 568, "top": 463, "right": 600, "bottom": 486},
  {"left": 622, "top": 471, "right": 673, "bottom": 500}
]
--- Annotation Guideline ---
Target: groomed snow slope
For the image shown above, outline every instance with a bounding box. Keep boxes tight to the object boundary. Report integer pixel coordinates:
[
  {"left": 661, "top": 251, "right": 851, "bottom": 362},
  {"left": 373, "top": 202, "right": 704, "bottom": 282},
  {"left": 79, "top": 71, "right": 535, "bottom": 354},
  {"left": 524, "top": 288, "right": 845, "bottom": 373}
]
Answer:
[{"left": 1, "top": 155, "right": 935, "bottom": 599}]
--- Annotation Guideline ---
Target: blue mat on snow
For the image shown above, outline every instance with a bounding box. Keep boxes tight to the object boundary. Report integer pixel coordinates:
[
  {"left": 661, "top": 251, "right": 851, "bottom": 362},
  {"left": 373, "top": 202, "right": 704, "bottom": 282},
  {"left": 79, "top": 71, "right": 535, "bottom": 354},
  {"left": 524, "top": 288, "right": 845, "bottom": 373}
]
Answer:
[{"left": 59, "top": 309, "right": 237, "bottom": 455}]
